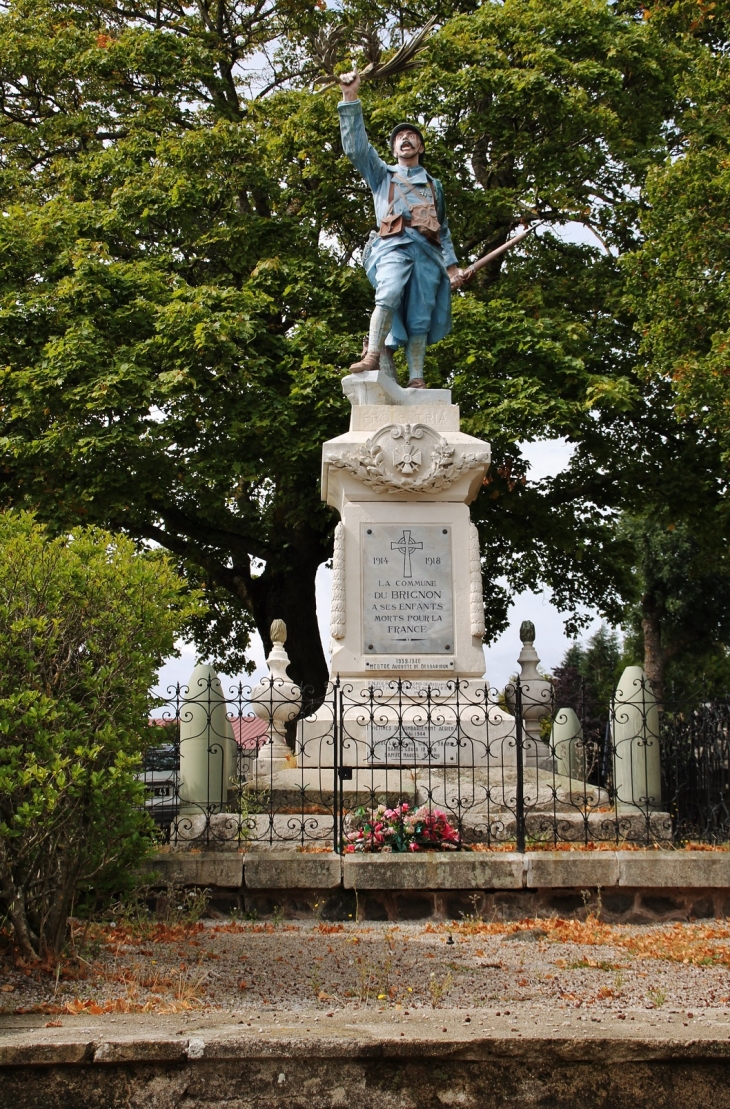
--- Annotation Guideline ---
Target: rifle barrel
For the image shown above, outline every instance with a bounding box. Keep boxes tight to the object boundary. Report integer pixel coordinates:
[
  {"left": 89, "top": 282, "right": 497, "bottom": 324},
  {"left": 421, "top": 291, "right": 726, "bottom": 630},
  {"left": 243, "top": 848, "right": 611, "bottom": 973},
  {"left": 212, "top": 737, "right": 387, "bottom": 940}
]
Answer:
[{"left": 463, "top": 225, "right": 534, "bottom": 279}]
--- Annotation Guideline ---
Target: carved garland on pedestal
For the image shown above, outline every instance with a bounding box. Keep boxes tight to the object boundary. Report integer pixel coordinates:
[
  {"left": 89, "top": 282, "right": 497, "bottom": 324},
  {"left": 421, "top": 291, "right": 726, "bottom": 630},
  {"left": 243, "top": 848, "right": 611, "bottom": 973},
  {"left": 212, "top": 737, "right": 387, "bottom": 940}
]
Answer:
[
  {"left": 469, "top": 522, "right": 486, "bottom": 639},
  {"left": 330, "top": 522, "right": 346, "bottom": 640},
  {"left": 330, "top": 423, "right": 489, "bottom": 495}
]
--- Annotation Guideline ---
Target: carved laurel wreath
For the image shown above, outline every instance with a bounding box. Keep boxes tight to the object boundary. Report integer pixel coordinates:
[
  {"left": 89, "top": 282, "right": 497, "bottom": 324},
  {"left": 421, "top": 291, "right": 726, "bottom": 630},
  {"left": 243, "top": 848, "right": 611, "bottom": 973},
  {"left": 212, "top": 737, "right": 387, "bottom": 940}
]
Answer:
[{"left": 331, "top": 423, "right": 489, "bottom": 494}]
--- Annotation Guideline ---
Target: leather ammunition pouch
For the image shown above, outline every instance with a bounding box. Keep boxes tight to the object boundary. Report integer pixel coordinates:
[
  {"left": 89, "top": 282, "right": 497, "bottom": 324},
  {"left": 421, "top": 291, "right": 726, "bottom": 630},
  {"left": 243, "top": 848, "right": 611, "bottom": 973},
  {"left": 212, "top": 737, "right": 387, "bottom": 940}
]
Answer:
[
  {"left": 379, "top": 174, "right": 442, "bottom": 247},
  {"left": 409, "top": 203, "right": 441, "bottom": 247},
  {"left": 379, "top": 212, "right": 405, "bottom": 238}
]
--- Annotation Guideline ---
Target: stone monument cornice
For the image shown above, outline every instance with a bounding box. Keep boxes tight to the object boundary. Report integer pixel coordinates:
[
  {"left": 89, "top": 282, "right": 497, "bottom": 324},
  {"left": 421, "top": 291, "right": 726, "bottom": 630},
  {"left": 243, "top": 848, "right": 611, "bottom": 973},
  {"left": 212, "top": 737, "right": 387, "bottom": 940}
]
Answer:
[{"left": 322, "top": 418, "right": 490, "bottom": 509}]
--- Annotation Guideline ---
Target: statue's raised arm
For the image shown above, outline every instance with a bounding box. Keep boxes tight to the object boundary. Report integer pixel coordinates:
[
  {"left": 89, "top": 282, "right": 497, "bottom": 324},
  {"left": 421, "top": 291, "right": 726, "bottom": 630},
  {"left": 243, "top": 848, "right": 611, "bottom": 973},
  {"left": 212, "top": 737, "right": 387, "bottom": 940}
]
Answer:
[{"left": 338, "top": 72, "right": 467, "bottom": 388}]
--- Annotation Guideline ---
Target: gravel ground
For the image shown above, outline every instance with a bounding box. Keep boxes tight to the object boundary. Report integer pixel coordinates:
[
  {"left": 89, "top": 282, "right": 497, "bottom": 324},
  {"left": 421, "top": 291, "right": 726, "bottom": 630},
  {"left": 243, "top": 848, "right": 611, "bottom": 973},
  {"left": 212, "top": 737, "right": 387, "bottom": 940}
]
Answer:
[{"left": 2, "top": 916, "right": 730, "bottom": 1020}]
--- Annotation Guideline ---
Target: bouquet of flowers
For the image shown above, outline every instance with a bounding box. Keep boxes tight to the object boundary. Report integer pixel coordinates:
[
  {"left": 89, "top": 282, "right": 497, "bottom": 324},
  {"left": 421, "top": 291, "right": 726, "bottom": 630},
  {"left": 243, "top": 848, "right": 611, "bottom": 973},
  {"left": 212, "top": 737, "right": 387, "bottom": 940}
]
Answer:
[{"left": 343, "top": 802, "right": 460, "bottom": 853}]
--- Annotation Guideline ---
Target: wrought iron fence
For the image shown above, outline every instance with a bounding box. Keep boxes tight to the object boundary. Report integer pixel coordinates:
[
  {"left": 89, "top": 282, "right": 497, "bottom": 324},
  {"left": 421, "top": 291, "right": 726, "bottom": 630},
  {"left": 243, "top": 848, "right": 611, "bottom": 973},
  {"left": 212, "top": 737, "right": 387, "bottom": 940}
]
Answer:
[{"left": 142, "top": 673, "right": 730, "bottom": 853}]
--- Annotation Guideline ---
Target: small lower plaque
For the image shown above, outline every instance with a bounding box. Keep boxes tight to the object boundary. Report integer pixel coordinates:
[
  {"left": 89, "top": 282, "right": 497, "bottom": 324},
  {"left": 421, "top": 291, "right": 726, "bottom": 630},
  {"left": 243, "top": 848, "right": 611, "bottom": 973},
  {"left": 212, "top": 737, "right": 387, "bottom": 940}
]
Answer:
[
  {"left": 369, "top": 724, "right": 461, "bottom": 765},
  {"left": 362, "top": 523, "right": 454, "bottom": 656},
  {"left": 365, "top": 658, "right": 454, "bottom": 671}
]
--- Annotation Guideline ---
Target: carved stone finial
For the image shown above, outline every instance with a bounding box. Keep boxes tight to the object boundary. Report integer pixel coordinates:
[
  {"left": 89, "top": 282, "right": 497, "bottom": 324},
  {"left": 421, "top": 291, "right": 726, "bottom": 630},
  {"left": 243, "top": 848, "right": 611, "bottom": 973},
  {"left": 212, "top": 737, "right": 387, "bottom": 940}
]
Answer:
[
  {"left": 270, "top": 619, "right": 287, "bottom": 645},
  {"left": 252, "top": 618, "right": 300, "bottom": 768},
  {"left": 519, "top": 620, "right": 536, "bottom": 645}
]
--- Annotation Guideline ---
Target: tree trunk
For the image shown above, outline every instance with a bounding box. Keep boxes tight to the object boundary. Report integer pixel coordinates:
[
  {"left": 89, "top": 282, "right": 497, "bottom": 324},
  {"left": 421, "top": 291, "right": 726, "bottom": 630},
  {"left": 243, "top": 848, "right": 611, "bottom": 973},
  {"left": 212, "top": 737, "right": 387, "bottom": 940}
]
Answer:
[
  {"left": 2, "top": 880, "right": 38, "bottom": 959},
  {"left": 641, "top": 605, "right": 665, "bottom": 707},
  {"left": 43, "top": 849, "right": 81, "bottom": 957},
  {"left": 249, "top": 552, "right": 329, "bottom": 700}
]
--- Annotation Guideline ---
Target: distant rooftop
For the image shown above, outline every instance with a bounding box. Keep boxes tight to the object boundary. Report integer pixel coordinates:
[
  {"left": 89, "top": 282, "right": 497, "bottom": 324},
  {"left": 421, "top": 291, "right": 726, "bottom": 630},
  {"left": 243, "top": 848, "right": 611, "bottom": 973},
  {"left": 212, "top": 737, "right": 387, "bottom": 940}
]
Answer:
[{"left": 149, "top": 715, "right": 268, "bottom": 750}]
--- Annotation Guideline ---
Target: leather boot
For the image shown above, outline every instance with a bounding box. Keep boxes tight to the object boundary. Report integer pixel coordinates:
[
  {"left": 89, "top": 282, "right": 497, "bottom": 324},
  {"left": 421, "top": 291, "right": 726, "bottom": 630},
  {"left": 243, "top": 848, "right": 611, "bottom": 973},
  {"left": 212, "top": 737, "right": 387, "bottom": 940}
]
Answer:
[{"left": 349, "top": 349, "right": 382, "bottom": 374}]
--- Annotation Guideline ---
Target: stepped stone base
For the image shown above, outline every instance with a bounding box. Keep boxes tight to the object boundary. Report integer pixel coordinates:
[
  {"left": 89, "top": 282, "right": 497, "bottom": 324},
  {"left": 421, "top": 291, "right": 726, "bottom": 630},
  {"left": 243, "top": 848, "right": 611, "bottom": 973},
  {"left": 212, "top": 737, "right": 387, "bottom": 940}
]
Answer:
[
  {"left": 4, "top": 1010, "right": 730, "bottom": 1109},
  {"left": 168, "top": 806, "right": 671, "bottom": 851},
  {"left": 142, "top": 849, "right": 730, "bottom": 924}
]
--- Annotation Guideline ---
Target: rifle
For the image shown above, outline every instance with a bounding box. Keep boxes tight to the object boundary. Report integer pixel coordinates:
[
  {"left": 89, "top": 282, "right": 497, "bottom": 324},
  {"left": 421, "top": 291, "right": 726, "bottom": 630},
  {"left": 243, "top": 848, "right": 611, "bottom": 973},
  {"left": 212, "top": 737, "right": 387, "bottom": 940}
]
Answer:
[{"left": 458, "top": 224, "right": 536, "bottom": 285}]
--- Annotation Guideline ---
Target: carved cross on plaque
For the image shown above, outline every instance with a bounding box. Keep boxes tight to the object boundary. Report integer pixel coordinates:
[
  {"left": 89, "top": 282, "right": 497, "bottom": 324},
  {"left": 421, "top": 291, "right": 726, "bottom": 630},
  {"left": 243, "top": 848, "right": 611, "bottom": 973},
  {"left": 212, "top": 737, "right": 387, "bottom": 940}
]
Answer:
[{"left": 391, "top": 529, "right": 423, "bottom": 578}]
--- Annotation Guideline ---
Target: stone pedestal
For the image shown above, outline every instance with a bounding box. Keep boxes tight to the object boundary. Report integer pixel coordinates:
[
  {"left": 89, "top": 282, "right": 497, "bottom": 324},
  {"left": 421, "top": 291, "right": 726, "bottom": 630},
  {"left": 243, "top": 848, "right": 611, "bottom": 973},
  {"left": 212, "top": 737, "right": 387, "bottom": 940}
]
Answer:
[
  {"left": 505, "top": 622, "right": 553, "bottom": 767},
  {"left": 292, "top": 375, "right": 519, "bottom": 775},
  {"left": 612, "top": 665, "right": 662, "bottom": 813},
  {"left": 322, "top": 381, "right": 490, "bottom": 679},
  {"left": 250, "top": 620, "right": 301, "bottom": 777}
]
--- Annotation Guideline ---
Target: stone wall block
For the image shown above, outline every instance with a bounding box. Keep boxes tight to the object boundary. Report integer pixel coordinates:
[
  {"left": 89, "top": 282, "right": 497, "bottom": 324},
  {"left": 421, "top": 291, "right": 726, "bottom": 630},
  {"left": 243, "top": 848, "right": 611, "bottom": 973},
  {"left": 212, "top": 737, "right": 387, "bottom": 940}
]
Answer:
[
  {"left": 342, "top": 853, "right": 524, "bottom": 890},
  {"left": 526, "top": 851, "right": 619, "bottom": 889},
  {"left": 0, "top": 1043, "right": 93, "bottom": 1066},
  {"left": 618, "top": 851, "right": 730, "bottom": 888},
  {"left": 144, "top": 852, "right": 243, "bottom": 889},
  {"left": 244, "top": 852, "right": 342, "bottom": 890},
  {"left": 93, "top": 1040, "right": 189, "bottom": 1064}
]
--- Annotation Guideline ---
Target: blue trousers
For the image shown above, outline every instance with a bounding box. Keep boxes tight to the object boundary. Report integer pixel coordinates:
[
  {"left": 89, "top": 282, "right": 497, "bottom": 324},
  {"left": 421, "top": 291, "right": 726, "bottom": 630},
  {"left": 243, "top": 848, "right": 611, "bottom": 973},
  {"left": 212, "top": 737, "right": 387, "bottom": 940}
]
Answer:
[{"left": 371, "top": 240, "right": 443, "bottom": 338}]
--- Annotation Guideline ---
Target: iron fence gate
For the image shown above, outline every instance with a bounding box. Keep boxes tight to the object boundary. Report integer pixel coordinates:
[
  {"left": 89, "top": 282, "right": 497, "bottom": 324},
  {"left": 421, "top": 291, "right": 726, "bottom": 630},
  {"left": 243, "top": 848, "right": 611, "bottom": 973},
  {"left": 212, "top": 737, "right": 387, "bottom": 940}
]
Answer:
[{"left": 144, "top": 675, "right": 730, "bottom": 853}]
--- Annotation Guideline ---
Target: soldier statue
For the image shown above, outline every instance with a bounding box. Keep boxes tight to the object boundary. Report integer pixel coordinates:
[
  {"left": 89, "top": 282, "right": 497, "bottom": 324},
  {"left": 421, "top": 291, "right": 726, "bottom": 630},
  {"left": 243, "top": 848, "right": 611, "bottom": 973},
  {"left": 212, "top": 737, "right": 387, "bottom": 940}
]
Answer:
[{"left": 338, "top": 72, "right": 468, "bottom": 389}]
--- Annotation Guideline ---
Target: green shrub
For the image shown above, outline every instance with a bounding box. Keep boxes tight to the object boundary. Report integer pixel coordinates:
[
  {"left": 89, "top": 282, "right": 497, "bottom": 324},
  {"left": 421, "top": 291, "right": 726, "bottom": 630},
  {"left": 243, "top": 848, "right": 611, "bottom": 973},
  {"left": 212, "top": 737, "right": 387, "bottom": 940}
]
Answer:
[{"left": 0, "top": 512, "right": 203, "bottom": 957}]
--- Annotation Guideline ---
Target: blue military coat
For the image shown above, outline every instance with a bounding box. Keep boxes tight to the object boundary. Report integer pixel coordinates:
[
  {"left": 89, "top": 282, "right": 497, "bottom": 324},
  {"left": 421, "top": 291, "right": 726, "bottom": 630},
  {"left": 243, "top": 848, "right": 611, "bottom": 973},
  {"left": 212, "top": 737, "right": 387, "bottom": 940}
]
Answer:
[{"left": 338, "top": 99, "right": 457, "bottom": 347}]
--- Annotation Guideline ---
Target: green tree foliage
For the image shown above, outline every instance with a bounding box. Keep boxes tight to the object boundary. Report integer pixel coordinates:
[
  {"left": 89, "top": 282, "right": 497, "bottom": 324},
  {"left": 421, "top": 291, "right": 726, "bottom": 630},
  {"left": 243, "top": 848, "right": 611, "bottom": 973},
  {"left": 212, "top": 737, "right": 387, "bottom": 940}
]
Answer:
[
  {"left": 625, "top": 4, "right": 730, "bottom": 456},
  {"left": 618, "top": 516, "right": 730, "bottom": 701},
  {"left": 0, "top": 0, "right": 725, "bottom": 687},
  {"left": 0, "top": 512, "right": 201, "bottom": 957},
  {"left": 0, "top": 0, "right": 362, "bottom": 690},
  {"left": 617, "top": 3, "right": 730, "bottom": 694},
  {"left": 551, "top": 625, "right": 622, "bottom": 746},
  {"left": 554, "top": 625, "right": 623, "bottom": 708}
]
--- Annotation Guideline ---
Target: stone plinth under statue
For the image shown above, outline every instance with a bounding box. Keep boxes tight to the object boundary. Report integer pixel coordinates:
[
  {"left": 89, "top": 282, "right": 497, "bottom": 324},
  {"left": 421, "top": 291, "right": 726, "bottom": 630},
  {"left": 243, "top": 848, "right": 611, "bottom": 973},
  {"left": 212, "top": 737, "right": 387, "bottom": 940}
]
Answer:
[
  {"left": 323, "top": 372, "right": 489, "bottom": 681},
  {"left": 246, "top": 371, "right": 524, "bottom": 785}
]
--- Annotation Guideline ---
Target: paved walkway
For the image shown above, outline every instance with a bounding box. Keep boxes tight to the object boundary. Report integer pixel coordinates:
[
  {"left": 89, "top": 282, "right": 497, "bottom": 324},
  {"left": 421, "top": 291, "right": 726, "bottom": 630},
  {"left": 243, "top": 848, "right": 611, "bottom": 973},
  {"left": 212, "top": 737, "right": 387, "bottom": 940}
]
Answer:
[{"left": 2, "top": 918, "right": 730, "bottom": 1016}]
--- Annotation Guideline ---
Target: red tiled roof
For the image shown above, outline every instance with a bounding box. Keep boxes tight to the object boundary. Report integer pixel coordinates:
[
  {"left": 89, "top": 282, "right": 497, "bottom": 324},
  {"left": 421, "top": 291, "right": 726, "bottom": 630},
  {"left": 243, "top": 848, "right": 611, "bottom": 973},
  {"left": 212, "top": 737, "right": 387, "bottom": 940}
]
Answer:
[
  {"left": 149, "top": 715, "right": 268, "bottom": 750},
  {"left": 231, "top": 715, "right": 269, "bottom": 749}
]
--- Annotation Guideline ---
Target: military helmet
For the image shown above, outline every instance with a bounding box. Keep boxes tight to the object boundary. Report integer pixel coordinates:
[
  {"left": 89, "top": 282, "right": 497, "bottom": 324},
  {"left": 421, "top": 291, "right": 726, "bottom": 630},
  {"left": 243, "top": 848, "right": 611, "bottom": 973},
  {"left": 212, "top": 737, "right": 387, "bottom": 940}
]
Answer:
[{"left": 389, "top": 122, "right": 426, "bottom": 162}]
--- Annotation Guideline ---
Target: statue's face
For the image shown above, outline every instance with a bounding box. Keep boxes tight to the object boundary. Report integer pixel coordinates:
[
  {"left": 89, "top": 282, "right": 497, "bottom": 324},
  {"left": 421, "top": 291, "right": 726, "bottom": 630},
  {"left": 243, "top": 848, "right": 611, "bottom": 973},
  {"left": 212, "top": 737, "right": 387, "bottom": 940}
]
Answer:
[{"left": 393, "top": 129, "right": 424, "bottom": 163}]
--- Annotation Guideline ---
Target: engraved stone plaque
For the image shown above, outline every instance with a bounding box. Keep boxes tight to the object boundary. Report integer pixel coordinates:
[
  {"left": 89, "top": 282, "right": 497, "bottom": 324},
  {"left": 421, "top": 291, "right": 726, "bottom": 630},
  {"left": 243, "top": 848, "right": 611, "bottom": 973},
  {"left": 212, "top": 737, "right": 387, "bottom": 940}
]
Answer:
[
  {"left": 362, "top": 524, "right": 453, "bottom": 656},
  {"left": 369, "top": 723, "right": 461, "bottom": 765},
  {"left": 365, "top": 658, "right": 454, "bottom": 670}
]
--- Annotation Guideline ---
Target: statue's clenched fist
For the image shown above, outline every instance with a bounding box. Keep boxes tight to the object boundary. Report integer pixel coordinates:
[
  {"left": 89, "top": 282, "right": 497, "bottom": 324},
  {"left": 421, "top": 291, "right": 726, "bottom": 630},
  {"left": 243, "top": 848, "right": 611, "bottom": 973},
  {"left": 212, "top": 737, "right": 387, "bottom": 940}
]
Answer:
[
  {"left": 448, "top": 267, "right": 471, "bottom": 290},
  {"left": 338, "top": 71, "right": 361, "bottom": 101}
]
